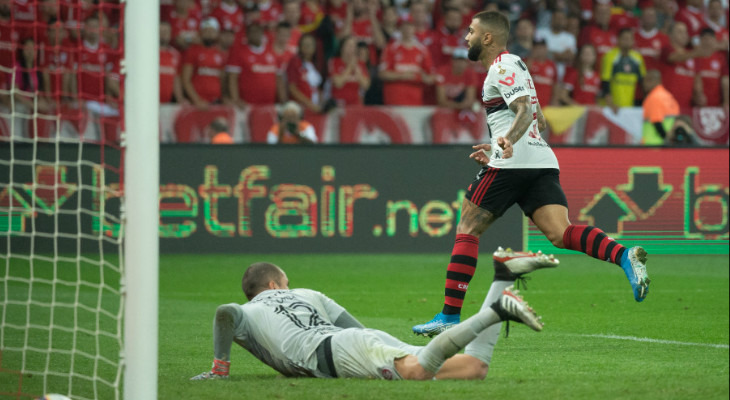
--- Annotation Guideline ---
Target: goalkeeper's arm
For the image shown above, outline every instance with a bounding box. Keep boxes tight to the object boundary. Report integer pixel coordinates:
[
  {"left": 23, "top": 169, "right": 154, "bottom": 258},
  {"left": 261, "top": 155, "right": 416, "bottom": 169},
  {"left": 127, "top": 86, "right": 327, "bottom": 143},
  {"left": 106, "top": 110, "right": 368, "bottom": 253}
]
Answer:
[{"left": 333, "top": 310, "right": 365, "bottom": 329}]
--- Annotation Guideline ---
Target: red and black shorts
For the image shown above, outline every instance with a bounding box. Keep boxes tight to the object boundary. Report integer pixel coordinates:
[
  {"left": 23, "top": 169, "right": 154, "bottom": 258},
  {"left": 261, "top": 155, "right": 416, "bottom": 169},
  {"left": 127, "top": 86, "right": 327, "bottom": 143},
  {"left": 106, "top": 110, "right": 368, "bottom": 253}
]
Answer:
[{"left": 465, "top": 167, "right": 568, "bottom": 218}]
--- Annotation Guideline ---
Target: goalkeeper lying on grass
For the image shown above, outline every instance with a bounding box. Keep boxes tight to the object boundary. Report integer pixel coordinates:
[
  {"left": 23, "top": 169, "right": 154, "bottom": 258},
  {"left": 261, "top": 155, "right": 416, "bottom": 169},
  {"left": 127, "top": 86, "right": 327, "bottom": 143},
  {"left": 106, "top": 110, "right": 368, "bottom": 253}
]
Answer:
[{"left": 191, "top": 250, "right": 557, "bottom": 381}]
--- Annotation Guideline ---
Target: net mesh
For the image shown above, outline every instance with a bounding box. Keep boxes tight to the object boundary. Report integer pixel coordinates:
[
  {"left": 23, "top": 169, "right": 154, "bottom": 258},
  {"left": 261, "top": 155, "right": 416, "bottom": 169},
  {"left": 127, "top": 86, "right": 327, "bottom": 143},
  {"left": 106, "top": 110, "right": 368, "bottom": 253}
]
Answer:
[{"left": 1, "top": 1, "right": 125, "bottom": 399}]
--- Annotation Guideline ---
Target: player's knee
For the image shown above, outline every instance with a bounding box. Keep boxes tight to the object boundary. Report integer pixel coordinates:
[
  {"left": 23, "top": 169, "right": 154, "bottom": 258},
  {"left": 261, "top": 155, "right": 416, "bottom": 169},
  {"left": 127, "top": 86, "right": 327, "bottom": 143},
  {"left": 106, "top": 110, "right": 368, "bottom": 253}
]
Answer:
[
  {"left": 546, "top": 232, "right": 565, "bottom": 249},
  {"left": 215, "top": 304, "right": 237, "bottom": 323}
]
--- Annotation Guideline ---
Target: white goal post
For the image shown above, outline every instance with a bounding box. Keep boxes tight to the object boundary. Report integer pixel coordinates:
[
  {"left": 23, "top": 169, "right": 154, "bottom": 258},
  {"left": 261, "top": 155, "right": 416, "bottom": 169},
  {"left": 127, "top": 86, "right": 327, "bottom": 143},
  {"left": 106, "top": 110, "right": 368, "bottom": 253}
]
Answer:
[{"left": 123, "top": 0, "right": 160, "bottom": 399}]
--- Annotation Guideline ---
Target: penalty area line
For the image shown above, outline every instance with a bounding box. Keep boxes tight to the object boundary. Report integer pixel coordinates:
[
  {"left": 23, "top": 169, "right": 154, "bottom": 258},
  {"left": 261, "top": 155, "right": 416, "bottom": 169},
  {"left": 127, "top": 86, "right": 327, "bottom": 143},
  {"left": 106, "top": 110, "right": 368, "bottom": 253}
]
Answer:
[{"left": 577, "top": 334, "right": 729, "bottom": 349}]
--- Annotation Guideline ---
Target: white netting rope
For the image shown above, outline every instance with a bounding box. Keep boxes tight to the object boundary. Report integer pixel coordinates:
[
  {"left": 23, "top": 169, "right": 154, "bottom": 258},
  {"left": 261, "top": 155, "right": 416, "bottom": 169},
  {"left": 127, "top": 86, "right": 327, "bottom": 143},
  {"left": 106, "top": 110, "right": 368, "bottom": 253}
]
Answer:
[{"left": 0, "top": 62, "right": 124, "bottom": 400}]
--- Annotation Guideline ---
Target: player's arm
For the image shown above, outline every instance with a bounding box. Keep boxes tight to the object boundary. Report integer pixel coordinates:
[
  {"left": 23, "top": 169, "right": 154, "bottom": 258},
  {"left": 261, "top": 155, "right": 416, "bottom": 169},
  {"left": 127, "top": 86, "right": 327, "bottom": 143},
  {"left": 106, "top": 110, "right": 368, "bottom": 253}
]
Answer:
[
  {"left": 315, "top": 291, "right": 366, "bottom": 329},
  {"left": 504, "top": 95, "right": 533, "bottom": 145}
]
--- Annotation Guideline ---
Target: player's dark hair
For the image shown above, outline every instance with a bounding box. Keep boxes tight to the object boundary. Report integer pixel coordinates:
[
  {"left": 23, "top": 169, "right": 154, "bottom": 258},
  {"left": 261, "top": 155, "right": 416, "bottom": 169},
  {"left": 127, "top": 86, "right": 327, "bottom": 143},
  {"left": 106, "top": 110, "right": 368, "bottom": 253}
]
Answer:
[
  {"left": 242, "top": 262, "right": 284, "bottom": 300},
  {"left": 472, "top": 11, "right": 510, "bottom": 45}
]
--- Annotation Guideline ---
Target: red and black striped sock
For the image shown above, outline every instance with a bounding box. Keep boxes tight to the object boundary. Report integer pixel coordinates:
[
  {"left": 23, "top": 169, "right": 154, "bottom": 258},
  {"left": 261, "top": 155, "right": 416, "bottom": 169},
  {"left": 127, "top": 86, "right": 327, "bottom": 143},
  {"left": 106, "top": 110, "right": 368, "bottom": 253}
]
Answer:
[
  {"left": 442, "top": 234, "right": 480, "bottom": 315},
  {"left": 562, "top": 225, "right": 626, "bottom": 266}
]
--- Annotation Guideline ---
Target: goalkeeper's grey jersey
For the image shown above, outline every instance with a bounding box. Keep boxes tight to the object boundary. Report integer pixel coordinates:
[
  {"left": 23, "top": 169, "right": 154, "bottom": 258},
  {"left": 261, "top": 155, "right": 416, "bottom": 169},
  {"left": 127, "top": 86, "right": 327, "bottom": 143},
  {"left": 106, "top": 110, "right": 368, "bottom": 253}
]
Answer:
[{"left": 234, "top": 288, "right": 347, "bottom": 377}]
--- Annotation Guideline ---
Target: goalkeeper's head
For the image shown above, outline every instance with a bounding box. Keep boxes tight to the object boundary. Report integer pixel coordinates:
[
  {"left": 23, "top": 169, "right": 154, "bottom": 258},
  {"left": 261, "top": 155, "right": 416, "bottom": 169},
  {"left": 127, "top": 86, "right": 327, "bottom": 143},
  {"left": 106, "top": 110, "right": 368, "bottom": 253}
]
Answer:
[{"left": 242, "top": 262, "right": 289, "bottom": 300}]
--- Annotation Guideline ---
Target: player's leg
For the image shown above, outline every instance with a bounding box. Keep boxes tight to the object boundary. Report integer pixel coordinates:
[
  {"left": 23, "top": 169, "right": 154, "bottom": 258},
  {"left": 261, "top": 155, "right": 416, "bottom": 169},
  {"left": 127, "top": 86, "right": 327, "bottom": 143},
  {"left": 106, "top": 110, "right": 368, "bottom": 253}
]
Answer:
[
  {"left": 190, "top": 303, "right": 242, "bottom": 380},
  {"left": 529, "top": 199, "right": 650, "bottom": 302},
  {"left": 411, "top": 199, "right": 497, "bottom": 336},
  {"left": 413, "top": 166, "right": 523, "bottom": 337},
  {"left": 399, "top": 286, "right": 543, "bottom": 380},
  {"left": 433, "top": 249, "right": 559, "bottom": 379}
]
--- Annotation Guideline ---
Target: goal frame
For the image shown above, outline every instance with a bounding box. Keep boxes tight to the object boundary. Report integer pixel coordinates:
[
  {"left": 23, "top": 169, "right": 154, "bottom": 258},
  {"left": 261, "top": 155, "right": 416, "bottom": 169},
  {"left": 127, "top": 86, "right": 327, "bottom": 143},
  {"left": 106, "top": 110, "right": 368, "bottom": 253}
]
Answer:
[{"left": 123, "top": 1, "right": 160, "bottom": 399}]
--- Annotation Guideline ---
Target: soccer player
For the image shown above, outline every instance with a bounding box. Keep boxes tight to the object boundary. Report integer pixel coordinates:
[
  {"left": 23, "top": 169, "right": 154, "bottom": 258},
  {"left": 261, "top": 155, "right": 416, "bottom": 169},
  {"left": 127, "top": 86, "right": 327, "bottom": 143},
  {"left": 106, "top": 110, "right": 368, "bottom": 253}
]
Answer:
[
  {"left": 191, "top": 261, "right": 545, "bottom": 381},
  {"left": 412, "top": 11, "right": 650, "bottom": 337}
]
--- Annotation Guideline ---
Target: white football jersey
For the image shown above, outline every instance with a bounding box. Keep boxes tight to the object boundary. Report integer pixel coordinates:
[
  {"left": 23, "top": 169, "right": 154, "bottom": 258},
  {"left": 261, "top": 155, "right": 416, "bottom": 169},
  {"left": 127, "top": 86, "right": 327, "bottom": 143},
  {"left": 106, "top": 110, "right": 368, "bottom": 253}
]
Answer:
[
  {"left": 481, "top": 52, "right": 559, "bottom": 169},
  {"left": 233, "top": 288, "right": 347, "bottom": 377}
]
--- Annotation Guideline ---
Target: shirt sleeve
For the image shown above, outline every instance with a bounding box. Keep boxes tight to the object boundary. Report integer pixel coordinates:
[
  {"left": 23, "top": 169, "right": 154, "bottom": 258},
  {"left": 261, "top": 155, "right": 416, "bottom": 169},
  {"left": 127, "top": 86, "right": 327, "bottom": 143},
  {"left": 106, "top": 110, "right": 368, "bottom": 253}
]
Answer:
[
  {"left": 490, "top": 59, "right": 531, "bottom": 106},
  {"left": 310, "top": 290, "right": 347, "bottom": 323},
  {"left": 300, "top": 123, "right": 318, "bottom": 143}
]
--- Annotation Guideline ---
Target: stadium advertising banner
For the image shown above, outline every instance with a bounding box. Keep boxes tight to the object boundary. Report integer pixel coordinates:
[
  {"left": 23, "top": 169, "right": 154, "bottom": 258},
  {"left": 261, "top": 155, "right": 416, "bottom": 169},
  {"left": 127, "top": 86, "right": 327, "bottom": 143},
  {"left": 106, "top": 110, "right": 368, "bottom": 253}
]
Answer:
[
  {"left": 1, "top": 145, "right": 727, "bottom": 254},
  {"left": 527, "top": 148, "right": 729, "bottom": 254}
]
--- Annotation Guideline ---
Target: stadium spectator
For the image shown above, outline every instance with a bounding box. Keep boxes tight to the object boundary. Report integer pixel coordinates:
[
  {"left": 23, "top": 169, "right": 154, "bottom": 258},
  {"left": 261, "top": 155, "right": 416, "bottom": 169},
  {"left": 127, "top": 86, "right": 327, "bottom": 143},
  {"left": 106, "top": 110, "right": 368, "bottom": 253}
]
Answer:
[
  {"left": 380, "top": 6, "right": 401, "bottom": 43},
  {"left": 609, "top": 0, "right": 640, "bottom": 32},
  {"left": 434, "top": 47, "right": 477, "bottom": 110},
  {"left": 411, "top": 1, "right": 433, "bottom": 47},
  {"left": 526, "top": 40, "right": 558, "bottom": 106},
  {"left": 70, "top": 15, "right": 114, "bottom": 103},
  {"left": 207, "top": 117, "right": 233, "bottom": 144},
  {"left": 600, "top": 28, "right": 646, "bottom": 110},
  {"left": 255, "top": 0, "right": 283, "bottom": 31},
  {"left": 11, "top": 38, "right": 53, "bottom": 113},
  {"left": 286, "top": 34, "right": 324, "bottom": 113},
  {"left": 508, "top": 19, "right": 534, "bottom": 60},
  {"left": 535, "top": 9, "right": 576, "bottom": 80},
  {"left": 267, "top": 101, "right": 318, "bottom": 144},
  {"left": 164, "top": 0, "right": 202, "bottom": 51},
  {"left": 695, "top": 28, "right": 728, "bottom": 108},
  {"left": 0, "top": 1, "right": 16, "bottom": 76},
  {"left": 271, "top": 22, "right": 296, "bottom": 65},
  {"left": 634, "top": 7, "right": 670, "bottom": 72},
  {"left": 652, "top": 0, "right": 677, "bottom": 32},
  {"left": 12, "top": 0, "right": 39, "bottom": 42},
  {"left": 326, "top": 0, "right": 349, "bottom": 38},
  {"left": 39, "top": 20, "right": 72, "bottom": 104},
  {"left": 379, "top": 17, "right": 436, "bottom": 106},
  {"left": 299, "top": 0, "right": 325, "bottom": 34},
  {"left": 328, "top": 36, "right": 370, "bottom": 106},
  {"left": 641, "top": 69, "right": 680, "bottom": 145},
  {"left": 226, "top": 23, "right": 279, "bottom": 107},
  {"left": 566, "top": 13, "right": 581, "bottom": 39},
  {"left": 705, "top": 0, "right": 729, "bottom": 49},
  {"left": 579, "top": 2, "right": 616, "bottom": 66},
  {"left": 430, "top": 7, "right": 466, "bottom": 68},
  {"left": 181, "top": 17, "right": 226, "bottom": 107},
  {"left": 675, "top": 0, "right": 708, "bottom": 44},
  {"left": 209, "top": 0, "right": 244, "bottom": 34},
  {"left": 661, "top": 21, "right": 708, "bottom": 112},
  {"left": 360, "top": 40, "right": 383, "bottom": 105},
  {"left": 349, "top": 0, "right": 386, "bottom": 53},
  {"left": 559, "top": 44, "right": 601, "bottom": 105},
  {"left": 159, "top": 21, "right": 185, "bottom": 104},
  {"left": 281, "top": 0, "right": 303, "bottom": 56}
]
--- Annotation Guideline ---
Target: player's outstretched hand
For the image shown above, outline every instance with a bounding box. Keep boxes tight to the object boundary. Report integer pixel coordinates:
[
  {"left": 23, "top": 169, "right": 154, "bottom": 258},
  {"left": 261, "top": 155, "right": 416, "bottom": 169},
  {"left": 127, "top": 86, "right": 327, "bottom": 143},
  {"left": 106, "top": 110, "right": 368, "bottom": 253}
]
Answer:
[
  {"left": 469, "top": 144, "right": 492, "bottom": 166},
  {"left": 497, "top": 137, "right": 513, "bottom": 159}
]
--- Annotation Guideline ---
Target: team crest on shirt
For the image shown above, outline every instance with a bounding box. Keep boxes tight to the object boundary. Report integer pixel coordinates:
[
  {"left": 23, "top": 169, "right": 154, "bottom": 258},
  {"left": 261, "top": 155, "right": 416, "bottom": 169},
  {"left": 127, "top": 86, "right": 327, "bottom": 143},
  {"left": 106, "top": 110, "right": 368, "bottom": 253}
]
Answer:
[
  {"left": 497, "top": 65, "right": 506, "bottom": 74},
  {"left": 380, "top": 368, "right": 394, "bottom": 380}
]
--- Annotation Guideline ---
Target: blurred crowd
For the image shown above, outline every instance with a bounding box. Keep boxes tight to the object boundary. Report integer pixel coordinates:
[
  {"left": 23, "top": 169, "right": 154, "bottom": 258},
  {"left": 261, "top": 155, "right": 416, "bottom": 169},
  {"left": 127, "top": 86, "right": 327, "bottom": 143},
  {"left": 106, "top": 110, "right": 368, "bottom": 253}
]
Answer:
[{"left": 0, "top": 0, "right": 728, "bottom": 127}]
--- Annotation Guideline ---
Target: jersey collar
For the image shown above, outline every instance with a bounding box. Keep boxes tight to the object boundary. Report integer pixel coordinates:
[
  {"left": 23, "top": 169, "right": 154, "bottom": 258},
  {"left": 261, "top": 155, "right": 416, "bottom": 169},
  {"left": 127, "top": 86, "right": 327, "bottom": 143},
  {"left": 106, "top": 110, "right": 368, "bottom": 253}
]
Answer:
[{"left": 492, "top": 50, "right": 509, "bottom": 65}]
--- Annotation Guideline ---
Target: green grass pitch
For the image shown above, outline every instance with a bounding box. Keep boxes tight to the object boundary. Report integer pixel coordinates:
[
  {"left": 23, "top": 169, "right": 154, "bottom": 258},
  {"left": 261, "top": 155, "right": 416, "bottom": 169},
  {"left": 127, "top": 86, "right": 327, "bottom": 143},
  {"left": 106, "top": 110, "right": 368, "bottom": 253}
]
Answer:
[
  {"left": 158, "top": 253, "right": 729, "bottom": 400},
  {"left": 2, "top": 253, "right": 728, "bottom": 399}
]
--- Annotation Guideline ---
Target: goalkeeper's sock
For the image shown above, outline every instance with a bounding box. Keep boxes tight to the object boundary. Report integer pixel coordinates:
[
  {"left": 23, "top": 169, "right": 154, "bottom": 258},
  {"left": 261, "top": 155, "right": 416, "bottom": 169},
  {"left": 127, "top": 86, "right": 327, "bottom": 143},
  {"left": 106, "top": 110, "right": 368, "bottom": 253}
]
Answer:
[
  {"left": 417, "top": 307, "right": 500, "bottom": 374},
  {"left": 563, "top": 225, "right": 626, "bottom": 266},
  {"left": 213, "top": 304, "right": 241, "bottom": 363},
  {"left": 464, "top": 277, "right": 514, "bottom": 366},
  {"left": 442, "top": 234, "right": 480, "bottom": 315},
  {"left": 211, "top": 359, "right": 230, "bottom": 376}
]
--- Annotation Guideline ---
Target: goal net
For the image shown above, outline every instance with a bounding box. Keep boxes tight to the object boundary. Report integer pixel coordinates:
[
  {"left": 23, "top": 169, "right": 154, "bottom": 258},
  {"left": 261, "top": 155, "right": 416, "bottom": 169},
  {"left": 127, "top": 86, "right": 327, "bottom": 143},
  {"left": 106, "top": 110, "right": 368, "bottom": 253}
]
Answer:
[{"left": 1, "top": 1, "right": 125, "bottom": 399}]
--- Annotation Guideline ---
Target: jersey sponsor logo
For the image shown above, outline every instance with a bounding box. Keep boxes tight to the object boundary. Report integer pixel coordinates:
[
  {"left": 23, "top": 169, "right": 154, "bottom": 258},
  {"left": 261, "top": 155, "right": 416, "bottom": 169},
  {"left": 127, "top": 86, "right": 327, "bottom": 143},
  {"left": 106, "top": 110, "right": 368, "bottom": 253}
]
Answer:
[
  {"left": 498, "top": 72, "right": 516, "bottom": 86},
  {"left": 504, "top": 86, "right": 525, "bottom": 99},
  {"left": 458, "top": 283, "right": 468, "bottom": 290}
]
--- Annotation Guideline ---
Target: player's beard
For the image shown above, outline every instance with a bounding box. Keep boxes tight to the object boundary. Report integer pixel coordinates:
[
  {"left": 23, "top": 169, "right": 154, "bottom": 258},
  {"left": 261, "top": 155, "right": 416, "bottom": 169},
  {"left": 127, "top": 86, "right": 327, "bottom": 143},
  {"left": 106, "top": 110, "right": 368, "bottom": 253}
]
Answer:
[{"left": 467, "top": 41, "right": 482, "bottom": 61}]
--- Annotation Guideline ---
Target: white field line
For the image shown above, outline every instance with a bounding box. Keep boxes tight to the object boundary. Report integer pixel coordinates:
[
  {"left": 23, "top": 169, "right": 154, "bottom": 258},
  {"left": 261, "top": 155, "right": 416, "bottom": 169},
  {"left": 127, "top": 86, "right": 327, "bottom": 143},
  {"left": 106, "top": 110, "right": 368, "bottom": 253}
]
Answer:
[{"left": 577, "top": 334, "right": 729, "bottom": 349}]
